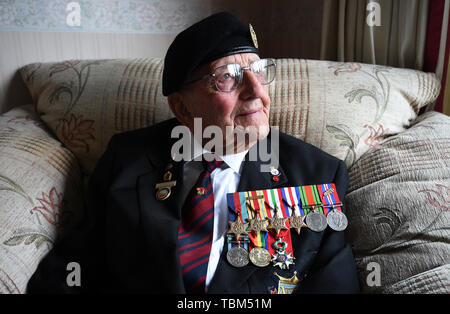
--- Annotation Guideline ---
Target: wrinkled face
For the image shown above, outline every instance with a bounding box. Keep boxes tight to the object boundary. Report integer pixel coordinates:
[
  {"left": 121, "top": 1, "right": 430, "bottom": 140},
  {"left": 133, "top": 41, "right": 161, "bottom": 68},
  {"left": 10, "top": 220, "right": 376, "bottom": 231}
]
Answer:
[{"left": 168, "top": 53, "right": 271, "bottom": 153}]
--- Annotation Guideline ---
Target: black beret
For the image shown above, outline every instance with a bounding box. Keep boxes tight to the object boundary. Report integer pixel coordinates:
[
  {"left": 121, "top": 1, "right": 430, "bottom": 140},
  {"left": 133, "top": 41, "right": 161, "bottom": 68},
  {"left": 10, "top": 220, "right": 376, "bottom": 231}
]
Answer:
[{"left": 162, "top": 12, "right": 259, "bottom": 96}]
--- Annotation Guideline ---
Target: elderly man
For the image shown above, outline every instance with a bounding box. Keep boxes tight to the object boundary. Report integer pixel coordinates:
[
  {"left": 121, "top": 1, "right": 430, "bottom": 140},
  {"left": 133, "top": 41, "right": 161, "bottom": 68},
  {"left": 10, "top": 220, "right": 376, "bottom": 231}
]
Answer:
[{"left": 27, "top": 12, "right": 359, "bottom": 294}]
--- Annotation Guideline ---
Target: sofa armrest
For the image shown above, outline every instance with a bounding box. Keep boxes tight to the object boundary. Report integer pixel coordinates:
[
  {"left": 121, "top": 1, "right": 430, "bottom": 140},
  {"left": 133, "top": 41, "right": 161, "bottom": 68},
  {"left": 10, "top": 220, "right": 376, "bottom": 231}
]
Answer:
[
  {"left": 346, "top": 111, "right": 450, "bottom": 293},
  {"left": 0, "top": 105, "right": 83, "bottom": 294}
]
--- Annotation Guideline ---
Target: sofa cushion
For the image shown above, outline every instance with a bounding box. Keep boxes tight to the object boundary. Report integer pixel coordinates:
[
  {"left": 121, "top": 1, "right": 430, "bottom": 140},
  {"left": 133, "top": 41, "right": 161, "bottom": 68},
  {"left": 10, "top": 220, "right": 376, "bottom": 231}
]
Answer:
[
  {"left": 345, "top": 111, "right": 450, "bottom": 293},
  {"left": 383, "top": 264, "right": 450, "bottom": 294},
  {"left": 0, "top": 105, "right": 83, "bottom": 293},
  {"left": 20, "top": 58, "right": 440, "bottom": 174}
]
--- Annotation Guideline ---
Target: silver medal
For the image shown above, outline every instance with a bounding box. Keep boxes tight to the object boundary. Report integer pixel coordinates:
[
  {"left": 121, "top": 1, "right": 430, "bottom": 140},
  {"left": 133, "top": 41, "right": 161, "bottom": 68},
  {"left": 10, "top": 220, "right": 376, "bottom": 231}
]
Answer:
[
  {"left": 305, "top": 211, "right": 328, "bottom": 232},
  {"left": 227, "top": 246, "right": 249, "bottom": 268},
  {"left": 327, "top": 210, "right": 348, "bottom": 231}
]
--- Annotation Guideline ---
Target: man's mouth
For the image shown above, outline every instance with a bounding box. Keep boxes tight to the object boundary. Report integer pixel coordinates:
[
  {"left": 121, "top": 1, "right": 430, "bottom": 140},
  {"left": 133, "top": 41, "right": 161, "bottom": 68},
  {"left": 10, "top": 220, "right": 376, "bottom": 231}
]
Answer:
[{"left": 237, "top": 108, "right": 263, "bottom": 117}]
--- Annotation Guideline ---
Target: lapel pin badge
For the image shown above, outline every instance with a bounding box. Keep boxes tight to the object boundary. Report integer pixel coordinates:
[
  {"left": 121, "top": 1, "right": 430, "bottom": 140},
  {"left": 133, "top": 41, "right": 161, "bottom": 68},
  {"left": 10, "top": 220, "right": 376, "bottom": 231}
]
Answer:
[
  {"left": 270, "top": 166, "right": 280, "bottom": 182},
  {"left": 155, "top": 180, "right": 176, "bottom": 201},
  {"left": 163, "top": 170, "right": 172, "bottom": 181}
]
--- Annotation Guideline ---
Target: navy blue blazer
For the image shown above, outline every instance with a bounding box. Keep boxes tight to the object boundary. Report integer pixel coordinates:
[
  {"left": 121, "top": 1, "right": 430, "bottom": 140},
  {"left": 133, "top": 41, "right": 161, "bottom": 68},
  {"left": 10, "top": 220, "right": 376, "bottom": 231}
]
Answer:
[{"left": 27, "top": 118, "right": 360, "bottom": 294}]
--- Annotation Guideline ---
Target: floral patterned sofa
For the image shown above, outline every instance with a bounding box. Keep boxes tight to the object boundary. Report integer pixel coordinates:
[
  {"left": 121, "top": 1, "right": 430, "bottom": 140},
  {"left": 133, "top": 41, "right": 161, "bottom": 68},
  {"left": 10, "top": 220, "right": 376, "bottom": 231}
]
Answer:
[{"left": 0, "top": 58, "right": 449, "bottom": 293}]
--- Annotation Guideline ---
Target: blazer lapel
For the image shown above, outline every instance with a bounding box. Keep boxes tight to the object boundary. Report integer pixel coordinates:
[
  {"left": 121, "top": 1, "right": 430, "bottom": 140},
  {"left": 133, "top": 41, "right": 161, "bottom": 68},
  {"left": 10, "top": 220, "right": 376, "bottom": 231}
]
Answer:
[
  {"left": 208, "top": 133, "right": 289, "bottom": 293},
  {"left": 137, "top": 122, "right": 188, "bottom": 293}
]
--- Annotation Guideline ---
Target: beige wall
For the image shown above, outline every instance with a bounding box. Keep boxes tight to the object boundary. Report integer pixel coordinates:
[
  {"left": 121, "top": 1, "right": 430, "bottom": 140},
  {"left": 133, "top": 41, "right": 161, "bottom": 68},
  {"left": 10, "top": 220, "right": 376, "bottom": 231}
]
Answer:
[{"left": 0, "top": 31, "right": 177, "bottom": 113}]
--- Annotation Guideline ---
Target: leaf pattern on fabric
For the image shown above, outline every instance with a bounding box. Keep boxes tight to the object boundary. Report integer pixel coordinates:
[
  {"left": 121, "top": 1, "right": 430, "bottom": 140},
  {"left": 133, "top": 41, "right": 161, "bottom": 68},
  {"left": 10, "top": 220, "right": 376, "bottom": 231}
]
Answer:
[
  {"left": 418, "top": 184, "right": 450, "bottom": 212},
  {"left": 48, "top": 60, "right": 104, "bottom": 117},
  {"left": 329, "top": 63, "right": 361, "bottom": 75},
  {"left": 359, "top": 206, "right": 448, "bottom": 255},
  {"left": 0, "top": 174, "right": 34, "bottom": 206},
  {"left": 59, "top": 114, "right": 95, "bottom": 152},
  {"left": 329, "top": 63, "right": 391, "bottom": 122},
  {"left": 326, "top": 124, "right": 359, "bottom": 165},
  {"left": 29, "top": 187, "right": 68, "bottom": 227},
  {"left": 363, "top": 124, "right": 390, "bottom": 149},
  {"left": 47, "top": 60, "right": 104, "bottom": 153},
  {"left": 3, "top": 231, "right": 53, "bottom": 249}
]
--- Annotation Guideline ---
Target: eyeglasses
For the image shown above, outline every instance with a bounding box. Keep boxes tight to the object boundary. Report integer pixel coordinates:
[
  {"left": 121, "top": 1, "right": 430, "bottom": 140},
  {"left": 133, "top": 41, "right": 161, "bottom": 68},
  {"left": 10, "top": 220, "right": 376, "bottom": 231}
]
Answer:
[{"left": 184, "top": 58, "right": 276, "bottom": 92}]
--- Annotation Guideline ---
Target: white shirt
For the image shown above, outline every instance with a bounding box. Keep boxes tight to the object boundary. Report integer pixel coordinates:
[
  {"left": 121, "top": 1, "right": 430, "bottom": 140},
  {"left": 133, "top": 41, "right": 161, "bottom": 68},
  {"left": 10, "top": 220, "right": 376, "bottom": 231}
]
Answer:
[{"left": 181, "top": 145, "right": 248, "bottom": 292}]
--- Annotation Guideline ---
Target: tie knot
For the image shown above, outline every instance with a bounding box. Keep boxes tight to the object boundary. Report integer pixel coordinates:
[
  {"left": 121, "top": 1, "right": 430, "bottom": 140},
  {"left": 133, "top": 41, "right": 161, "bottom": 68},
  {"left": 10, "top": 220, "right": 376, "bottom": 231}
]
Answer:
[{"left": 203, "top": 158, "right": 224, "bottom": 173}]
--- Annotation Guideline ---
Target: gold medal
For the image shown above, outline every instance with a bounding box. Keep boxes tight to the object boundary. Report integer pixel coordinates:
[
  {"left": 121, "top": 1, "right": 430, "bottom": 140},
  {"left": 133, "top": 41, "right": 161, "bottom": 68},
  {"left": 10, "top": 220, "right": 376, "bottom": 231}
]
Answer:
[{"left": 249, "top": 247, "right": 271, "bottom": 267}]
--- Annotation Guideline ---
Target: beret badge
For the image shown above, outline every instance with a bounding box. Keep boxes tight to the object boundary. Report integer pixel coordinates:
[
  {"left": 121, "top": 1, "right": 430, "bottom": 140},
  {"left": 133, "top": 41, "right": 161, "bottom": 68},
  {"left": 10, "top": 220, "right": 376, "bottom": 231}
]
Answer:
[{"left": 249, "top": 24, "right": 258, "bottom": 49}]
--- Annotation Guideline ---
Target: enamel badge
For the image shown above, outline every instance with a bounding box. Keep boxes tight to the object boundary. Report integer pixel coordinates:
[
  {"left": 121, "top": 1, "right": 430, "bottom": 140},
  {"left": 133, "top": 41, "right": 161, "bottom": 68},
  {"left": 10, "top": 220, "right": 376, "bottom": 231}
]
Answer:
[
  {"left": 269, "top": 271, "right": 301, "bottom": 294},
  {"left": 249, "top": 24, "right": 258, "bottom": 49},
  {"left": 155, "top": 180, "right": 176, "bottom": 201}
]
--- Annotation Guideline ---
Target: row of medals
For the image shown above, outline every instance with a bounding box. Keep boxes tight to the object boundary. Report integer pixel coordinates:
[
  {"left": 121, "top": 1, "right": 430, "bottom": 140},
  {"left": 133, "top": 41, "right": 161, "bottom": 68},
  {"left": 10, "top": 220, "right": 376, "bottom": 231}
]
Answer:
[{"left": 226, "top": 206, "right": 348, "bottom": 269}]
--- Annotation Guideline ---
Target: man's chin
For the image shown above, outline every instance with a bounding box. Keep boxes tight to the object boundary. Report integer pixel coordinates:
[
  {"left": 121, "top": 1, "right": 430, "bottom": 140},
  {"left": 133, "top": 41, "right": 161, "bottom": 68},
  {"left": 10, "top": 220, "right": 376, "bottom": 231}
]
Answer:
[{"left": 222, "top": 123, "right": 270, "bottom": 154}]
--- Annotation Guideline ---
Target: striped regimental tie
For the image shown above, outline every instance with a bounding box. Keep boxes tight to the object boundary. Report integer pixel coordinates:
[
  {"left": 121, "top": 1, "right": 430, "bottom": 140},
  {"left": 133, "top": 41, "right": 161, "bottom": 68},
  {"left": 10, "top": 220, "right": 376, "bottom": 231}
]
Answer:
[{"left": 178, "top": 158, "right": 224, "bottom": 293}]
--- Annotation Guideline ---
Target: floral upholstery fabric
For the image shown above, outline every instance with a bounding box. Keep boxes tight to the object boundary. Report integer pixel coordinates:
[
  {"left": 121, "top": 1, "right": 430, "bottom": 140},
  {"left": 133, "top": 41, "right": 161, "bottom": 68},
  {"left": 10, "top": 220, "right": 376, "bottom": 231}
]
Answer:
[
  {"left": 346, "top": 111, "right": 450, "bottom": 293},
  {"left": 0, "top": 105, "right": 83, "bottom": 293}
]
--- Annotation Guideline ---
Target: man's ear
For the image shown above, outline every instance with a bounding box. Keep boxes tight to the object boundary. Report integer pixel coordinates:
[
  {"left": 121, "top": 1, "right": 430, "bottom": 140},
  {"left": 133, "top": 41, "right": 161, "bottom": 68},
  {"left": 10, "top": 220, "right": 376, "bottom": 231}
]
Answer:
[{"left": 168, "top": 92, "right": 192, "bottom": 126}]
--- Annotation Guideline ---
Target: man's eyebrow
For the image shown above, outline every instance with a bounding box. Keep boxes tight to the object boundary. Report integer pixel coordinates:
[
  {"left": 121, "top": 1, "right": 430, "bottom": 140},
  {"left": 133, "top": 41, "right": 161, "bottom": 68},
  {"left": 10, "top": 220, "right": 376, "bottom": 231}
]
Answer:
[{"left": 211, "top": 60, "right": 254, "bottom": 71}]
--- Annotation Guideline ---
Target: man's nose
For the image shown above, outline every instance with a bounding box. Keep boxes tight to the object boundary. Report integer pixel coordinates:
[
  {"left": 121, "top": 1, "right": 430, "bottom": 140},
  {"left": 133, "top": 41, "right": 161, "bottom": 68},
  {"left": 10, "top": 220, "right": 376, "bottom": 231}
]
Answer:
[{"left": 239, "top": 68, "right": 265, "bottom": 99}]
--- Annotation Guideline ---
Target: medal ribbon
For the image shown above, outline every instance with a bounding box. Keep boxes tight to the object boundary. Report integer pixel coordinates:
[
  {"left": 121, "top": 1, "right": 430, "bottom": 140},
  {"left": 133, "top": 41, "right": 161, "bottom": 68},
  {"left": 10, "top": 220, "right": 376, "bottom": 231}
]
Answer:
[
  {"left": 255, "top": 190, "right": 270, "bottom": 250},
  {"left": 233, "top": 188, "right": 294, "bottom": 257},
  {"left": 226, "top": 192, "right": 249, "bottom": 251},
  {"left": 317, "top": 183, "right": 342, "bottom": 215},
  {"left": 227, "top": 183, "right": 340, "bottom": 266},
  {"left": 281, "top": 187, "right": 305, "bottom": 216},
  {"left": 244, "top": 190, "right": 265, "bottom": 250},
  {"left": 264, "top": 188, "right": 293, "bottom": 257},
  {"left": 298, "top": 185, "right": 324, "bottom": 214}
]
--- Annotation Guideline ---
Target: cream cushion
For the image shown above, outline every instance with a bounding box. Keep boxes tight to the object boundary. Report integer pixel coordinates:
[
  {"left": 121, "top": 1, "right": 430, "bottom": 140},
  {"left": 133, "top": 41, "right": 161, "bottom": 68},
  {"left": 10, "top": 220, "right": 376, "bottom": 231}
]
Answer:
[
  {"left": 346, "top": 111, "right": 450, "bottom": 293},
  {"left": 0, "top": 105, "right": 83, "bottom": 293}
]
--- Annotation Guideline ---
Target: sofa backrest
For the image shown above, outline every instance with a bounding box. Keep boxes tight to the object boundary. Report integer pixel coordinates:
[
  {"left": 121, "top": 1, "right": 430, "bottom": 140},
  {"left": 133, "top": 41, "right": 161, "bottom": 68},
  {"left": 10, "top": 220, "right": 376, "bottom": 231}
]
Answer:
[{"left": 20, "top": 58, "right": 440, "bottom": 174}]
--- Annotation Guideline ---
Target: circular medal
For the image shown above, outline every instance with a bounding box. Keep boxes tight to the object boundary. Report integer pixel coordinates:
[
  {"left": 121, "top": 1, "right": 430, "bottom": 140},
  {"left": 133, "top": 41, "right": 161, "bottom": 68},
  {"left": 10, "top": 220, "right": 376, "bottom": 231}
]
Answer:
[
  {"left": 249, "top": 247, "right": 271, "bottom": 267},
  {"left": 327, "top": 210, "right": 348, "bottom": 231},
  {"left": 305, "top": 211, "right": 328, "bottom": 232},
  {"left": 227, "top": 246, "right": 249, "bottom": 268},
  {"left": 155, "top": 187, "right": 171, "bottom": 201}
]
